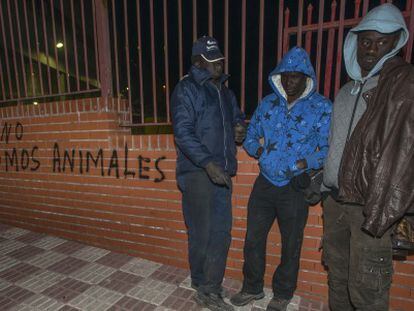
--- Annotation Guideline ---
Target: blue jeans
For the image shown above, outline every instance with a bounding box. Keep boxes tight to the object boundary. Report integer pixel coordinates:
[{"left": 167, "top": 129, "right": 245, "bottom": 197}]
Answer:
[
  {"left": 178, "top": 170, "right": 232, "bottom": 294},
  {"left": 242, "top": 174, "right": 308, "bottom": 300}
]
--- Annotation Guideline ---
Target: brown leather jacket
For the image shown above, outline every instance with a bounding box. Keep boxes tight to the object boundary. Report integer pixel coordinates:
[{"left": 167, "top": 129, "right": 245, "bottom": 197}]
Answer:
[{"left": 339, "top": 57, "right": 414, "bottom": 237}]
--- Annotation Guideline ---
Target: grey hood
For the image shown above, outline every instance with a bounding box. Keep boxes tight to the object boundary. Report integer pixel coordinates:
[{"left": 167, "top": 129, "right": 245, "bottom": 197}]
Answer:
[{"left": 344, "top": 3, "right": 409, "bottom": 82}]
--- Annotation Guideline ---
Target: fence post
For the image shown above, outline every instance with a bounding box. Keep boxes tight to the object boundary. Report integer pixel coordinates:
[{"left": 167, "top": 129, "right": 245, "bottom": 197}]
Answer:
[{"left": 94, "top": 0, "right": 112, "bottom": 97}]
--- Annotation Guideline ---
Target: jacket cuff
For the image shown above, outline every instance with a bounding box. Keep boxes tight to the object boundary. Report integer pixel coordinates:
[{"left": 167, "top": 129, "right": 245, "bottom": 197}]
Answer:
[{"left": 199, "top": 156, "right": 214, "bottom": 169}]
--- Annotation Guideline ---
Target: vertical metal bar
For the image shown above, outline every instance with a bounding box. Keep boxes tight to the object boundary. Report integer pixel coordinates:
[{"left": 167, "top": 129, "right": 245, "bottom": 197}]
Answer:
[
  {"left": 316, "top": 0, "right": 325, "bottom": 92},
  {"left": 23, "top": 0, "right": 36, "bottom": 96},
  {"left": 258, "top": 0, "right": 264, "bottom": 102},
  {"left": 123, "top": 0, "right": 132, "bottom": 123},
  {"left": 406, "top": 0, "right": 412, "bottom": 11},
  {"left": 297, "top": 0, "right": 304, "bottom": 46},
  {"left": 354, "top": 0, "right": 361, "bottom": 17},
  {"left": 241, "top": 0, "right": 246, "bottom": 112},
  {"left": 405, "top": 0, "right": 414, "bottom": 62},
  {"left": 163, "top": 0, "right": 170, "bottom": 123},
  {"left": 136, "top": 0, "right": 144, "bottom": 122},
  {"left": 60, "top": 0, "right": 70, "bottom": 92},
  {"left": 81, "top": 0, "right": 90, "bottom": 90},
  {"left": 111, "top": 0, "right": 120, "bottom": 96},
  {"left": 209, "top": 0, "right": 213, "bottom": 36},
  {"left": 40, "top": 0, "right": 52, "bottom": 93},
  {"left": 92, "top": 0, "right": 100, "bottom": 88},
  {"left": 324, "top": 1, "right": 337, "bottom": 97},
  {"left": 0, "top": 57, "right": 6, "bottom": 100},
  {"left": 334, "top": 0, "right": 346, "bottom": 95},
  {"left": 70, "top": 0, "right": 80, "bottom": 91},
  {"left": 149, "top": 0, "right": 157, "bottom": 122},
  {"left": 277, "top": 0, "right": 284, "bottom": 62},
  {"left": 193, "top": 0, "right": 197, "bottom": 41},
  {"left": 224, "top": 0, "right": 229, "bottom": 74},
  {"left": 31, "top": 0, "right": 44, "bottom": 95},
  {"left": 305, "top": 4, "right": 313, "bottom": 53},
  {"left": 178, "top": 0, "right": 183, "bottom": 78},
  {"left": 50, "top": 0, "right": 61, "bottom": 94},
  {"left": 6, "top": 0, "right": 21, "bottom": 98},
  {"left": 362, "top": 0, "right": 369, "bottom": 15},
  {"left": 283, "top": 8, "right": 290, "bottom": 54},
  {"left": 14, "top": 0, "right": 28, "bottom": 97}
]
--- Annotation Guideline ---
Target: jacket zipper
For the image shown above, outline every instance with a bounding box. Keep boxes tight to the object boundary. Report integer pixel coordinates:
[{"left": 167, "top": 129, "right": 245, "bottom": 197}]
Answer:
[{"left": 215, "top": 85, "right": 228, "bottom": 171}]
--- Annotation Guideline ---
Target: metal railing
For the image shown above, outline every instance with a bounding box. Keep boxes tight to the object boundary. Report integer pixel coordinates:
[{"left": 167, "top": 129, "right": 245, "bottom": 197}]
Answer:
[{"left": 1, "top": 0, "right": 413, "bottom": 126}]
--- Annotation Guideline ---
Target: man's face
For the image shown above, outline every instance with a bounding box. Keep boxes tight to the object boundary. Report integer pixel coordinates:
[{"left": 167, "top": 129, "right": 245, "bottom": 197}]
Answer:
[
  {"left": 357, "top": 30, "right": 400, "bottom": 77},
  {"left": 200, "top": 58, "right": 224, "bottom": 80},
  {"left": 281, "top": 71, "right": 307, "bottom": 98}
]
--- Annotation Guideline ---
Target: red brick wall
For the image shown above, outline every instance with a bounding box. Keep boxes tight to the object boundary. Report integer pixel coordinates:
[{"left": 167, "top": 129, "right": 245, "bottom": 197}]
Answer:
[{"left": 0, "top": 98, "right": 413, "bottom": 310}]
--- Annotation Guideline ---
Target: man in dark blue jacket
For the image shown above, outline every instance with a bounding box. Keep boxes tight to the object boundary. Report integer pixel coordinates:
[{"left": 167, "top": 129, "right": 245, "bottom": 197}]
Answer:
[
  {"left": 231, "top": 47, "right": 331, "bottom": 311},
  {"left": 171, "top": 36, "right": 245, "bottom": 311}
]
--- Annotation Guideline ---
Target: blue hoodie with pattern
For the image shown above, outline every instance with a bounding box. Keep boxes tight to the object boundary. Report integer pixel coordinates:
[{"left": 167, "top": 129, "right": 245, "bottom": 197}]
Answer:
[{"left": 244, "top": 47, "right": 332, "bottom": 186}]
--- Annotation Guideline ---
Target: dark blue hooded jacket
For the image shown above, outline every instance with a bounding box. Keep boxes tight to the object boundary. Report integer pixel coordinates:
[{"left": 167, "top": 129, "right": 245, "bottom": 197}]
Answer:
[
  {"left": 171, "top": 66, "right": 245, "bottom": 177},
  {"left": 244, "top": 47, "right": 332, "bottom": 186}
]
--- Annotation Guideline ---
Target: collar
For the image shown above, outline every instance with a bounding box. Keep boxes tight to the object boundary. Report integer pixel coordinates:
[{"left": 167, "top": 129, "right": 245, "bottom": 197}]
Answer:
[{"left": 189, "top": 65, "right": 229, "bottom": 86}]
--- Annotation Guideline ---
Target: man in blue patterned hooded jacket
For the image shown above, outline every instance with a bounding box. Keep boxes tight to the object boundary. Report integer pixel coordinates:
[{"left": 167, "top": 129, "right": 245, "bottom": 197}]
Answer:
[{"left": 231, "top": 47, "right": 331, "bottom": 311}]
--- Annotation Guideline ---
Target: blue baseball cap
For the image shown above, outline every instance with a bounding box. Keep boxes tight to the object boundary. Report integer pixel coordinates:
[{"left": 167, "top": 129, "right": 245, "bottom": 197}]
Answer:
[{"left": 192, "top": 36, "right": 225, "bottom": 62}]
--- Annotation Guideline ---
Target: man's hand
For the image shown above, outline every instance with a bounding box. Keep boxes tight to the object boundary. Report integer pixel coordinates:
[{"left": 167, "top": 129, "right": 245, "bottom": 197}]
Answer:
[
  {"left": 234, "top": 123, "right": 246, "bottom": 144},
  {"left": 205, "top": 162, "right": 231, "bottom": 187},
  {"left": 296, "top": 159, "right": 308, "bottom": 170},
  {"left": 256, "top": 147, "right": 264, "bottom": 159}
]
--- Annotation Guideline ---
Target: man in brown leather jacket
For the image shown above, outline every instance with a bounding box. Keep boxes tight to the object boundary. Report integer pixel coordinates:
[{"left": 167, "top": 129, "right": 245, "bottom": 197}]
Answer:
[{"left": 322, "top": 4, "right": 413, "bottom": 311}]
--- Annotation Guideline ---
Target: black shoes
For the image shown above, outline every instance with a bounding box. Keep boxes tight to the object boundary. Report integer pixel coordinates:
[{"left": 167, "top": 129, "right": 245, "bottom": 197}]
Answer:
[
  {"left": 194, "top": 292, "right": 234, "bottom": 311},
  {"left": 266, "top": 297, "right": 291, "bottom": 311},
  {"left": 230, "top": 290, "right": 265, "bottom": 306}
]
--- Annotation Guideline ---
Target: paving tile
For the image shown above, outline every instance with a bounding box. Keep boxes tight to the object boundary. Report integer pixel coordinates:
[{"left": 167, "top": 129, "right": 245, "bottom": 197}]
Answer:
[
  {"left": 57, "top": 306, "right": 81, "bottom": 311},
  {"left": 51, "top": 240, "right": 87, "bottom": 255},
  {"left": 15, "top": 232, "right": 46, "bottom": 244},
  {"left": 42, "top": 277, "right": 92, "bottom": 303},
  {"left": 108, "top": 296, "right": 157, "bottom": 311},
  {"left": 99, "top": 270, "right": 144, "bottom": 294},
  {"left": 70, "top": 262, "right": 116, "bottom": 284},
  {"left": 68, "top": 285, "right": 123, "bottom": 311},
  {"left": 0, "top": 285, "right": 35, "bottom": 310},
  {"left": 120, "top": 257, "right": 162, "bottom": 278},
  {"left": 0, "top": 255, "right": 20, "bottom": 272},
  {"left": 0, "top": 262, "right": 41, "bottom": 283},
  {"left": 0, "top": 278, "right": 11, "bottom": 291},
  {"left": 27, "top": 250, "right": 67, "bottom": 269},
  {"left": 47, "top": 257, "right": 89, "bottom": 275},
  {"left": 150, "top": 265, "right": 189, "bottom": 286},
  {"left": 127, "top": 278, "right": 177, "bottom": 306},
  {"left": 96, "top": 252, "right": 133, "bottom": 269},
  {"left": 32, "top": 236, "right": 67, "bottom": 250},
  {"left": 0, "top": 239, "right": 27, "bottom": 255},
  {"left": 17, "top": 270, "right": 66, "bottom": 293},
  {"left": 71, "top": 246, "right": 111, "bottom": 262},
  {"left": 0, "top": 236, "right": 6, "bottom": 243},
  {"left": 7, "top": 245, "right": 45, "bottom": 261},
  {"left": 10, "top": 293, "right": 65, "bottom": 311},
  {"left": 0, "top": 227, "right": 30, "bottom": 239}
]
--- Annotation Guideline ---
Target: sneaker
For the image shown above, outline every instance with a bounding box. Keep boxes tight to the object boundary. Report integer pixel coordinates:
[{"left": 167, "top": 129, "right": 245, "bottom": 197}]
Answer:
[
  {"left": 191, "top": 282, "right": 227, "bottom": 297},
  {"left": 194, "top": 292, "right": 234, "bottom": 311},
  {"left": 266, "top": 297, "right": 291, "bottom": 311},
  {"left": 230, "top": 290, "right": 265, "bottom": 306}
]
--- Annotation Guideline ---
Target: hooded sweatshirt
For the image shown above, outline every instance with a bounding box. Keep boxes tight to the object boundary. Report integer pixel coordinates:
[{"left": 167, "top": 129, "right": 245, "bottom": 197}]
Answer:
[
  {"left": 322, "top": 3, "right": 409, "bottom": 190},
  {"left": 244, "top": 47, "right": 332, "bottom": 187}
]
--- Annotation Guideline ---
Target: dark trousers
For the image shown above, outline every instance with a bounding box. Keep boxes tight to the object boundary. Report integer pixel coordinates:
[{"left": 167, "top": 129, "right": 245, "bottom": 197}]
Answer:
[
  {"left": 242, "top": 174, "right": 308, "bottom": 300},
  {"left": 178, "top": 170, "right": 232, "bottom": 294},
  {"left": 322, "top": 195, "right": 393, "bottom": 311}
]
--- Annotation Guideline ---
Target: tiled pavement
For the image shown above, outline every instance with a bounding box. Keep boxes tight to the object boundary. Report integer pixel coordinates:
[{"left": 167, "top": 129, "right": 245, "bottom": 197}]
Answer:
[{"left": 0, "top": 224, "right": 327, "bottom": 311}]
